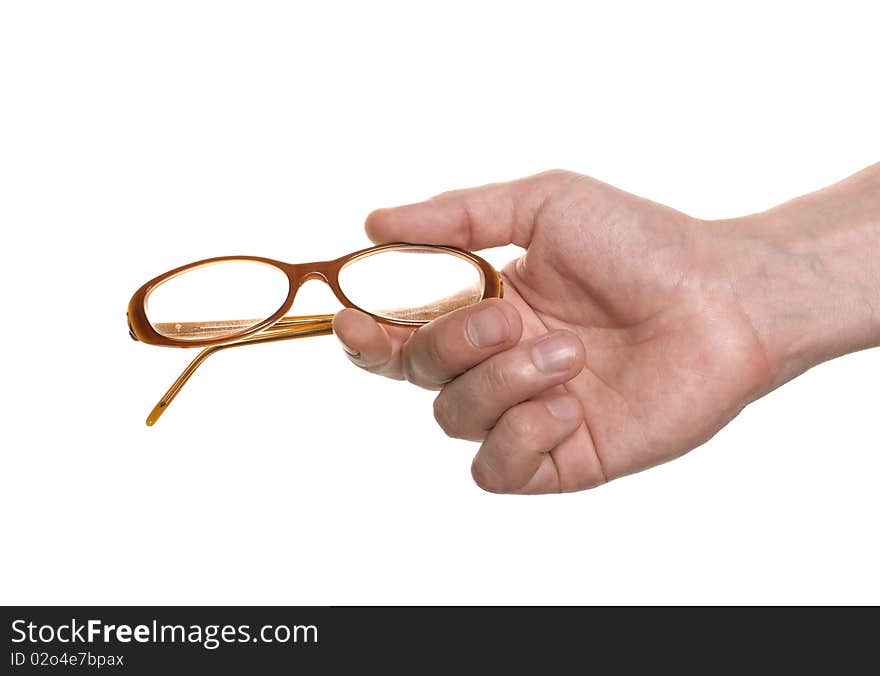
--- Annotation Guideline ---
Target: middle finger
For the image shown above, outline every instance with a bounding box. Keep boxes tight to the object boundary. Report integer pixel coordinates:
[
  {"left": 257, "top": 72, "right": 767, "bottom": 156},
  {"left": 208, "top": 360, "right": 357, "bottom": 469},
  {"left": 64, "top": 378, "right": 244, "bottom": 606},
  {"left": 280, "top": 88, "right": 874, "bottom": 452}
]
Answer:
[{"left": 432, "top": 329, "right": 585, "bottom": 441}]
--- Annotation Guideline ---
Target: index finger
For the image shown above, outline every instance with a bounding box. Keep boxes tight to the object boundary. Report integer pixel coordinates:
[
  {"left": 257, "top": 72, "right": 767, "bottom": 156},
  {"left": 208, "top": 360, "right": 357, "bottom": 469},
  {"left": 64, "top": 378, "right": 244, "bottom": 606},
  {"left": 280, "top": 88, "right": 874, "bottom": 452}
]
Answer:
[{"left": 365, "top": 170, "right": 579, "bottom": 250}]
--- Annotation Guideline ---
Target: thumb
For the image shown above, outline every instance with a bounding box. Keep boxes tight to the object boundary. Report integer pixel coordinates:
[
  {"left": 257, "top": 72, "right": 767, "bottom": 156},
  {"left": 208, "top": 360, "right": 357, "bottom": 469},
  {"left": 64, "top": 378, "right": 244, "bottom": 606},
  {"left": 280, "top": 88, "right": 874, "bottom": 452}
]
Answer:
[{"left": 365, "top": 170, "right": 576, "bottom": 251}]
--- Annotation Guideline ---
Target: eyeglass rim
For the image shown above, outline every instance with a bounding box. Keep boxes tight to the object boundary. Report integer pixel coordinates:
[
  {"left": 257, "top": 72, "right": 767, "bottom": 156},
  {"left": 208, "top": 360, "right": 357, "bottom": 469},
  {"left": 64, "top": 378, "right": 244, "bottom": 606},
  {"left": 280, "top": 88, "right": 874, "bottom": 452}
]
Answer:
[{"left": 127, "top": 242, "right": 503, "bottom": 348}]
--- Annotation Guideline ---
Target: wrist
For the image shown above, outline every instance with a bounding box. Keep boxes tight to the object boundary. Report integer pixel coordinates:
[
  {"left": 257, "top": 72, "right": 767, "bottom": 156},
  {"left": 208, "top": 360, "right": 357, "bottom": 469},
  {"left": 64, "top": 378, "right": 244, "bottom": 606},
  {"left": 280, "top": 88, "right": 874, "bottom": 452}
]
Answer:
[{"left": 719, "top": 165, "right": 880, "bottom": 388}]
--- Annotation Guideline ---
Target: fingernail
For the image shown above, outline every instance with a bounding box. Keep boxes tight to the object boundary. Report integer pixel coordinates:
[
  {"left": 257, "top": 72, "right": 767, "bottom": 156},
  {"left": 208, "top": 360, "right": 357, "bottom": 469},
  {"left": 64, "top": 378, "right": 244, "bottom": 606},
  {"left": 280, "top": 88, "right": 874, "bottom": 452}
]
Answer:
[
  {"left": 532, "top": 333, "right": 577, "bottom": 373},
  {"left": 545, "top": 395, "right": 581, "bottom": 420},
  {"left": 466, "top": 305, "right": 509, "bottom": 348},
  {"left": 337, "top": 337, "right": 361, "bottom": 359}
]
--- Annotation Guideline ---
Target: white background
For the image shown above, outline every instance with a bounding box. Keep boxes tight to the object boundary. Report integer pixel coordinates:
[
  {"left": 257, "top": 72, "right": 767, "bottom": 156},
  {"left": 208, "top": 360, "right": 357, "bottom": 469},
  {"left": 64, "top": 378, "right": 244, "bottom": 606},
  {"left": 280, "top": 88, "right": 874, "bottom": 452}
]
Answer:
[{"left": 1, "top": 1, "right": 878, "bottom": 605}]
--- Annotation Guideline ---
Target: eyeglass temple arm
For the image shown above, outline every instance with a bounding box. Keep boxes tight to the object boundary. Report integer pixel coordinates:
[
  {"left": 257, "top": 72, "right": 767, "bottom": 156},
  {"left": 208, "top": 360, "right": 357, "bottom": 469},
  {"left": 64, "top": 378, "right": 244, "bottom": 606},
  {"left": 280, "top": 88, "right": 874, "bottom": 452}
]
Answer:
[
  {"left": 149, "top": 314, "right": 341, "bottom": 341},
  {"left": 146, "top": 315, "right": 334, "bottom": 426}
]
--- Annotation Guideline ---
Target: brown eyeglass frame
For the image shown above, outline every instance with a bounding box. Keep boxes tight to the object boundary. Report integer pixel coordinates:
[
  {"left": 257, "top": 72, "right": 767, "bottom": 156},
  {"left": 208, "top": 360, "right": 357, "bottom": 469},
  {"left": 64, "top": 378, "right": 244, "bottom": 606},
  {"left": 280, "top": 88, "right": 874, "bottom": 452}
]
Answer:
[{"left": 128, "top": 243, "right": 503, "bottom": 426}]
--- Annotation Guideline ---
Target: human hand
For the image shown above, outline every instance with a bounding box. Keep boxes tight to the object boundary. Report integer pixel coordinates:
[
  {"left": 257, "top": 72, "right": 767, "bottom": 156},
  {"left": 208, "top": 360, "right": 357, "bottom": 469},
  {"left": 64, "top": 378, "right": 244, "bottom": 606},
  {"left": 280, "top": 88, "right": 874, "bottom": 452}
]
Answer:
[{"left": 333, "top": 167, "right": 880, "bottom": 493}]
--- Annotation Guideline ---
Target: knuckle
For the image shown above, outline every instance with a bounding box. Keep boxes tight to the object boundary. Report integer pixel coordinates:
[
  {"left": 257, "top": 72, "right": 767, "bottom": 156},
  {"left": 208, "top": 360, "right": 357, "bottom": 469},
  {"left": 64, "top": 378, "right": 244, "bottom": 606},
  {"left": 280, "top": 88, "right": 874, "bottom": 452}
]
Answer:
[
  {"left": 535, "top": 168, "right": 578, "bottom": 187},
  {"left": 538, "top": 168, "right": 572, "bottom": 180},
  {"left": 501, "top": 407, "right": 541, "bottom": 450},
  {"left": 432, "top": 392, "right": 459, "bottom": 437},
  {"left": 534, "top": 169, "right": 587, "bottom": 197},
  {"left": 424, "top": 325, "right": 454, "bottom": 368},
  {"left": 481, "top": 357, "right": 519, "bottom": 397},
  {"left": 434, "top": 389, "right": 484, "bottom": 441},
  {"left": 470, "top": 458, "right": 506, "bottom": 494},
  {"left": 403, "top": 327, "right": 450, "bottom": 387}
]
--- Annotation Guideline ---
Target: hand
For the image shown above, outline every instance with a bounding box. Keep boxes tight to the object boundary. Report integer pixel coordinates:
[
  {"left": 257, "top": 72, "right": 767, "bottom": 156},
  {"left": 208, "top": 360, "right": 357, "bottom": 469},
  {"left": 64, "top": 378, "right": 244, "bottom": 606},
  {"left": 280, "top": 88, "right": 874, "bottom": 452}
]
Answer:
[{"left": 333, "top": 167, "right": 880, "bottom": 493}]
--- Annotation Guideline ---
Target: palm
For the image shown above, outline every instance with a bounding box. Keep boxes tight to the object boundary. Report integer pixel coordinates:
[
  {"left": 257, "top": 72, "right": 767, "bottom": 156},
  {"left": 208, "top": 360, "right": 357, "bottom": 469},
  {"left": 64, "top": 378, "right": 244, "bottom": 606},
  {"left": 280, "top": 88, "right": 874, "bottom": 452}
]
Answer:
[{"left": 499, "top": 177, "right": 771, "bottom": 489}]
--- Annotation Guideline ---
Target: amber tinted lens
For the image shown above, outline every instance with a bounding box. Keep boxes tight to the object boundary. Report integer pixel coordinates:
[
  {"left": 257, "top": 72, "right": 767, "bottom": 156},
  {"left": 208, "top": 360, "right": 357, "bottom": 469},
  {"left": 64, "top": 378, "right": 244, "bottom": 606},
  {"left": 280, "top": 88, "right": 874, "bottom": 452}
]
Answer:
[
  {"left": 145, "top": 260, "right": 290, "bottom": 341},
  {"left": 338, "top": 247, "right": 485, "bottom": 321}
]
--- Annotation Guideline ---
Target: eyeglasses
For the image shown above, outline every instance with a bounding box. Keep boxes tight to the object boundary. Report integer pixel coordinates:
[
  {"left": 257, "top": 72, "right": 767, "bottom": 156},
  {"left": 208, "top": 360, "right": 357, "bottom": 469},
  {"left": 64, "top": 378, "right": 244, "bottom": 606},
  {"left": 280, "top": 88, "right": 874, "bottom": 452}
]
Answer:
[{"left": 128, "top": 243, "right": 503, "bottom": 426}]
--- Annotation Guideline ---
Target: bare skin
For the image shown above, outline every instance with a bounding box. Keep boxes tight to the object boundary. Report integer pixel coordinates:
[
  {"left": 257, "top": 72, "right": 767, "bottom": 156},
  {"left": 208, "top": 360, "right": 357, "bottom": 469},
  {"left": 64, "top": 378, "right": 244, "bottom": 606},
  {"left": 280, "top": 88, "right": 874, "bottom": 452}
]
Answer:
[{"left": 333, "top": 166, "right": 880, "bottom": 493}]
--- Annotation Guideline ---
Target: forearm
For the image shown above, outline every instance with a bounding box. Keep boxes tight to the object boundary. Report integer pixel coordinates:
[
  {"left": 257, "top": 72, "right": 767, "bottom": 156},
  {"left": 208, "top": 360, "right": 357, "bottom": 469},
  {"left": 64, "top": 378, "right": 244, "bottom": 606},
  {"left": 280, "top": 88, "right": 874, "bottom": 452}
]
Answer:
[{"left": 724, "top": 163, "right": 880, "bottom": 387}]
